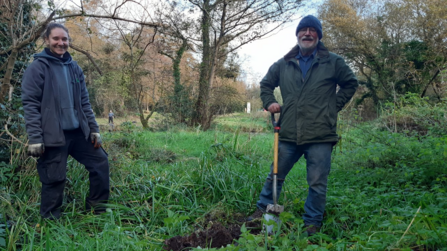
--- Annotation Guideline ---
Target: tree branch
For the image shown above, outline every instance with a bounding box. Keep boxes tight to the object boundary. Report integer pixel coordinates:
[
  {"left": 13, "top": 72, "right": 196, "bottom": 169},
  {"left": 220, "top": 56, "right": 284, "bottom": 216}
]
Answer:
[
  {"left": 53, "top": 14, "right": 165, "bottom": 29},
  {"left": 16, "top": 11, "right": 56, "bottom": 51},
  {"left": 420, "top": 69, "right": 441, "bottom": 98},
  {"left": 69, "top": 44, "right": 103, "bottom": 76}
]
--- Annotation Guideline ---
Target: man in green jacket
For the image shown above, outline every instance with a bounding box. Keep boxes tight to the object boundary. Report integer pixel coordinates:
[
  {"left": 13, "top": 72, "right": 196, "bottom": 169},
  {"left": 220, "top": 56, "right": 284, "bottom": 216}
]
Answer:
[{"left": 248, "top": 15, "right": 358, "bottom": 235}]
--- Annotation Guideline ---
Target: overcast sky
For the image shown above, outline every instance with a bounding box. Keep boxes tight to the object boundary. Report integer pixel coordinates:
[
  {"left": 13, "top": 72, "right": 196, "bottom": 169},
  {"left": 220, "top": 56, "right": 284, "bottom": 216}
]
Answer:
[
  {"left": 238, "top": 4, "right": 320, "bottom": 86},
  {"left": 238, "top": 22, "right": 298, "bottom": 85}
]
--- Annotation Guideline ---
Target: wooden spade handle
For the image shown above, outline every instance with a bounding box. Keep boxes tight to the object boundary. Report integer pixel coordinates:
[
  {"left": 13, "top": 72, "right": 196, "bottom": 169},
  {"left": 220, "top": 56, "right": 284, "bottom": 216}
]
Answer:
[{"left": 273, "top": 132, "right": 279, "bottom": 174}]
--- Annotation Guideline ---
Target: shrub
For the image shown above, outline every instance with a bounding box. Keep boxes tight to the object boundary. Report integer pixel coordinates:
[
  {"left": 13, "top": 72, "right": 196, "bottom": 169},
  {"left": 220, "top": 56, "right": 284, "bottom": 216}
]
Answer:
[
  {"left": 377, "top": 93, "right": 447, "bottom": 136},
  {"left": 335, "top": 123, "right": 447, "bottom": 188}
]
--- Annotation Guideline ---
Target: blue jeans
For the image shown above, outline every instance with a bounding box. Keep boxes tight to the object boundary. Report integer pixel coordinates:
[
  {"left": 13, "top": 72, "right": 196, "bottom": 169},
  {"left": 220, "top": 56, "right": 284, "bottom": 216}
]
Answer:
[{"left": 256, "top": 141, "right": 332, "bottom": 227}]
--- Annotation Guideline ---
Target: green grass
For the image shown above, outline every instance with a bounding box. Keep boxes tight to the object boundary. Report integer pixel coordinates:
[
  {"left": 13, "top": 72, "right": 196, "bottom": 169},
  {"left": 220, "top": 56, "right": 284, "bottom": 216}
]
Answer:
[
  {"left": 213, "top": 111, "right": 272, "bottom": 133},
  {"left": 1, "top": 112, "right": 446, "bottom": 250}
]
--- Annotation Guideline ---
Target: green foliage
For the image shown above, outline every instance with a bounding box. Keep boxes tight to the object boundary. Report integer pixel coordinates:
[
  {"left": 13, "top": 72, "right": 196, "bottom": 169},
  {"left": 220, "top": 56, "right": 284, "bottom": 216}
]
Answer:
[
  {"left": 0, "top": 213, "right": 5, "bottom": 248},
  {"left": 319, "top": 0, "right": 447, "bottom": 105},
  {"left": 213, "top": 111, "right": 270, "bottom": 133},
  {"left": 0, "top": 162, "right": 18, "bottom": 184},
  {"left": 337, "top": 124, "right": 447, "bottom": 187},
  {"left": 358, "top": 39, "right": 433, "bottom": 100},
  {"left": 163, "top": 210, "right": 190, "bottom": 236},
  {"left": 120, "top": 121, "right": 138, "bottom": 133},
  {"left": 209, "top": 83, "right": 246, "bottom": 116},
  {"left": 0, "top": 1, "right": 36, "bottom": 162},
  {"left": 165, "top": 84, "right": 194, "bottom": 125},
  {"left": 378, "top": 93, "right": 447, "bottom": 136},
  {"left": 162, "top": 39, "right": 195, "bottom": 125},
  {"left": 89, "top": 71, "right": 132, "bottom": 115},
  {"left": 215, "top": 53, "right": 241, "bottom": 82},
  {"left": 404, "top": 40, "right": 428, "bottom": 70},
  {"left": 0, "top": 92, "right": 26, "bottom": 162},
  {"left": 2, "top": 112, "right": 447, "bottom": 250},
  {"left": 227, "top": 217, "right": 311, "bottom": 251}
]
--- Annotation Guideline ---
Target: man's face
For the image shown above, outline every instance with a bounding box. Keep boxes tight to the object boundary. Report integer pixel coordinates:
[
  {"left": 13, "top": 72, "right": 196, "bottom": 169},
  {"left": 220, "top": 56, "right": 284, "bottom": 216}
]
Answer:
[
  {"left": 45, "top": 28, "right": 69, "bottom": 57},
  {"left": 296, "top": 27, "right": 319, "bottom": 54}
]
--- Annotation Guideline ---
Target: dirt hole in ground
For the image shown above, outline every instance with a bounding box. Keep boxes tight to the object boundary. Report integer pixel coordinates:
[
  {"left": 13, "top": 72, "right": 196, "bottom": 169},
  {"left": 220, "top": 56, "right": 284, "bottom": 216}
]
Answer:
[{"left": 164, "top": 216, "right": 262, "bottom": 251}]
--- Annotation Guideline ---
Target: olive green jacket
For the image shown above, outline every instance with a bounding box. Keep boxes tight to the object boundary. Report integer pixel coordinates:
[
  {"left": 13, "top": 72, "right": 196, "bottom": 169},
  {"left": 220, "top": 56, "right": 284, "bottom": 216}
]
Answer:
[{"left": 260, "top": 42, "right": 358, "bottom": 145}]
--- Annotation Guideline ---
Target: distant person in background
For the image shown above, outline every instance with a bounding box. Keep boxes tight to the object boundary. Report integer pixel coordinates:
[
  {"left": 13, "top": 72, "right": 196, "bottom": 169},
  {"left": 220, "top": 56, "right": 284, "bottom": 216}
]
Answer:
[
  {"left": 21, "top": 23, "right": 109, "bottom": 220},
  {"left": 108, "top": 110, "right": 114, "bottom": 124},
  {"left": 247, "top": 15, "right": 358, "bottom": 236}
]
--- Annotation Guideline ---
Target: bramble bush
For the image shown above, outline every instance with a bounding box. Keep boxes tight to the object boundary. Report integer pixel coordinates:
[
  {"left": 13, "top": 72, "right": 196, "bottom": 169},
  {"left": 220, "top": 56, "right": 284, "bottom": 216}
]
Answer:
[
  {"left": 378, "top": 93, "right": 447, "bottom": 136},
  {"left": 336, "top": 94, "right": 447, "bottom": 188}
]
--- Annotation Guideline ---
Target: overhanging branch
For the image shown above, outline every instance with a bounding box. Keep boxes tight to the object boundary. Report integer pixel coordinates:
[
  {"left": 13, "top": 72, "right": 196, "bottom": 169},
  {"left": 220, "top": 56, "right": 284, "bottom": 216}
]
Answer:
[
  {"left": 54, "top": 14, "right": 166, "bottom": 29},
  {"left": 69, "top": 44, "right": 103, "bottom": 76}
]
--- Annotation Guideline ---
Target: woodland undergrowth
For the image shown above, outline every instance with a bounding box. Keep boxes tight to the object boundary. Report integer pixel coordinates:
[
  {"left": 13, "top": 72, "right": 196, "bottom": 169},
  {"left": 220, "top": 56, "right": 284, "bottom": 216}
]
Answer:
[{"left": 0, "top": 102, "right": 446, "bottom": 250}]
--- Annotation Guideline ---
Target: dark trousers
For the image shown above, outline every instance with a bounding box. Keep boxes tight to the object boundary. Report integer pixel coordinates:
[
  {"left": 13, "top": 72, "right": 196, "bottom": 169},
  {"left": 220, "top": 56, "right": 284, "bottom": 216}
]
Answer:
[
  {"left": 37, "top": 128, "right": 109, "bottom": 219},
  {"left": 108, "top": 117, "right": 113, "bottom": 124}
]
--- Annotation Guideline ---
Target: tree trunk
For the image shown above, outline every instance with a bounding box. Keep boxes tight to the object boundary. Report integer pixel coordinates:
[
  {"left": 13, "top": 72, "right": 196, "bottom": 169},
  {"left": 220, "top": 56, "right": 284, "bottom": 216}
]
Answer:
[
  {"left": 191, "top": 0, "right": 211, "bottom": 128},
  {"left": 0, "top": 49, "right": 18, "bottom": 103},
  {"left": 139, "top": 106, "right": 149, "bottom": 128},
  {"left": 132, "top": 69, "right": 149, "bottom": 129},
  {"left": 172, "top": 39, "right": 188, "bottom": 123}
]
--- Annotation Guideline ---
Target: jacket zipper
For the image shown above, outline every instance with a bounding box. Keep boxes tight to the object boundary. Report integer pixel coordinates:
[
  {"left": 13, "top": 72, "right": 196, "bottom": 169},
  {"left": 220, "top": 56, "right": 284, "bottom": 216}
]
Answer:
[{"left": 47, "top": 62, "right": 65, "bottom": 145}]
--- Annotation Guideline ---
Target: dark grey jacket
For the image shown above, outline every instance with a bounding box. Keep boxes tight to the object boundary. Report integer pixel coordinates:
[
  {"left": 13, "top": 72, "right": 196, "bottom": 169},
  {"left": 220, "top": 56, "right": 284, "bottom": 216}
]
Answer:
[{"left": 21, "top": 50, "right": 99, "bottom": 146}]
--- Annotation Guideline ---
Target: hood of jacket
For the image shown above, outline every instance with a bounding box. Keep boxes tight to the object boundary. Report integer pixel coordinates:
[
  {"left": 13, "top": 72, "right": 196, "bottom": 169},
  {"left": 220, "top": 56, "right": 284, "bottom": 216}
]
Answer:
[{"left": 34, "top": 48, "right": 73, "bottom": 65}]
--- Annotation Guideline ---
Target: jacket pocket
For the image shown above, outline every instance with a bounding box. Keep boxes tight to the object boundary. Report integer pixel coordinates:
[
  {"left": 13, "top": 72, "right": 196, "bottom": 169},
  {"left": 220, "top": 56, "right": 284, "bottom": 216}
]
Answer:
[
  {"left": 327, "top": 96, "right": 337, "bottom": 129},
  {"left": 278, "top": 97, "right": 296, "bottom": 141},
  {"left": 37, "top": 151, "right": 65, "bottom": 184},
  {"left": 302, "top": 93, "right": 333, "bottom": 140},
  {"left": 41, "top": 108, "right": 64, "bottom": 146},
  {"left": 101, "top": 146, "right": 108, "bottom": 156}
]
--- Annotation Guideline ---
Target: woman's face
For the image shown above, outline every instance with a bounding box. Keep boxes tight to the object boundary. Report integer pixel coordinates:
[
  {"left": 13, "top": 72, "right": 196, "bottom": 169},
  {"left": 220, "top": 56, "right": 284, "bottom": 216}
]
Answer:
[{"left": 45, "top": 28, "right": 69, "bottom": 57}]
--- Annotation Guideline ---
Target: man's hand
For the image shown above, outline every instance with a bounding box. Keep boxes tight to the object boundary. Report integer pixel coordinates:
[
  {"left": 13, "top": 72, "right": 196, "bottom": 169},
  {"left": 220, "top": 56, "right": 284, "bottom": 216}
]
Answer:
[
  {"left": 90, "top": 133, "right": 102, "bottom": 149},
  {"left": 28, "top": 143, "right": 45, "bottom": 157},
  {"left": 268, "top": 103, "right": 281, "bottom": 113}
]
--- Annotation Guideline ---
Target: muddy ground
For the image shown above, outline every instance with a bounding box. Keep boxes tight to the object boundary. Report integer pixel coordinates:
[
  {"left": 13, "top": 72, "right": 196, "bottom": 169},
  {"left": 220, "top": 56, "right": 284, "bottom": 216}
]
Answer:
[{"left": 164, "top": 213, "right": 262, "bottom": 251}]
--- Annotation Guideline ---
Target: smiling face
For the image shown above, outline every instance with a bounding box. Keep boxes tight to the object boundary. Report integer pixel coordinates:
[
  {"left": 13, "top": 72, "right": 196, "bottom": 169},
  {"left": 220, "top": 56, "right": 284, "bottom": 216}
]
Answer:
[
  {"left": 45, "top": 28, "right": 69, "bottom": 57},
  {"left": 296, "top": 27, "right": 319, "bottom": 56}
]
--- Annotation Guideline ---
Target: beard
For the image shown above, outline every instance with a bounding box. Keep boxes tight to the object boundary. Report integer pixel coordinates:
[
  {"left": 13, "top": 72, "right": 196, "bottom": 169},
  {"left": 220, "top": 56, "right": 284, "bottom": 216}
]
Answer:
[{"left": 298, "top": 37, "right": 319, "bottom": 55}]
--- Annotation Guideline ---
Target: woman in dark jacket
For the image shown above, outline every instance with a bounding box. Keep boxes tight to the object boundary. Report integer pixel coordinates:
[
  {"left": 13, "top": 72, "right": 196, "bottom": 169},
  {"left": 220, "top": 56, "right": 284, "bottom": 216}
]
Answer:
[{"left": 21, "top": 23, "right": 109, "bottom": 219}]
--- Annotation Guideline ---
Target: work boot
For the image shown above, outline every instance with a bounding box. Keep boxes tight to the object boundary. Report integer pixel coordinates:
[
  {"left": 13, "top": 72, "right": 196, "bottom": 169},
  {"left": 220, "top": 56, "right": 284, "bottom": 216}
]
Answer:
[
  {"left": 304, "top": 225, "right": 321, "bottom": 236},
  {"left": 247, "top": 208, "right": 265, "bottom": 221}
]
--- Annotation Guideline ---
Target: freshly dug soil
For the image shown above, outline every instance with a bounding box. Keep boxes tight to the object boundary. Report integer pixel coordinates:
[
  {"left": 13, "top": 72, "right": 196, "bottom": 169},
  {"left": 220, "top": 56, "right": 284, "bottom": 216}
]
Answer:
[{"left": 164, "top": 221, "right": 261, "bottom": 251}]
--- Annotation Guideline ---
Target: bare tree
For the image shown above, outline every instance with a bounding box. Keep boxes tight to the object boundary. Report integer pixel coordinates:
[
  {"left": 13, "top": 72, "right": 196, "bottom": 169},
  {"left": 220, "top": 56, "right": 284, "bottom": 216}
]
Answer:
[
  {"left": 185, "top": 0, "right": 303, "bottom": 129},
  {"left": 115, "top": 23, "right": 159, "bottom": 128},
  {"left": 0, "top": 0, "right": 161, "bottom": 101},
  {"left": 0, "top": 0, "right": 162, "bottom": 146}
]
